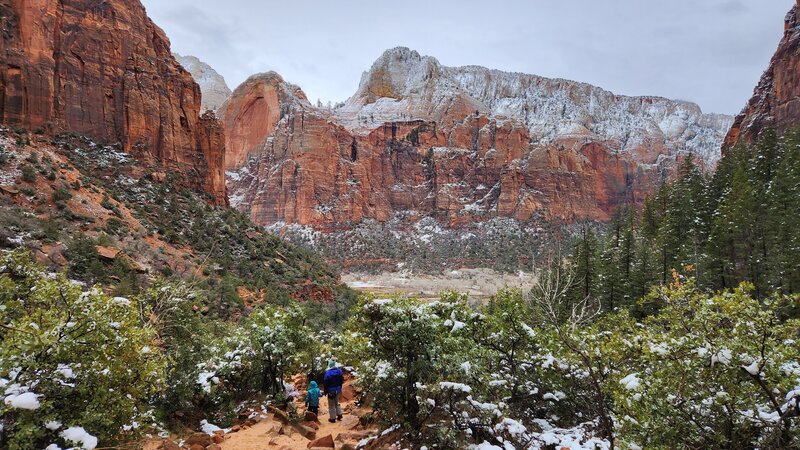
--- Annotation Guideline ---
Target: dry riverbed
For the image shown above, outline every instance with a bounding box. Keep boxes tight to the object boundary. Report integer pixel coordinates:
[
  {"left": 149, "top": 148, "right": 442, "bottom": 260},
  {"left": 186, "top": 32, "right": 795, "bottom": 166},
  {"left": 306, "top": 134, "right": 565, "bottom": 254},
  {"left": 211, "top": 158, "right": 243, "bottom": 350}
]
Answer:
[{"left": 342, "top": 268, "right": 537, "bottom": 301}]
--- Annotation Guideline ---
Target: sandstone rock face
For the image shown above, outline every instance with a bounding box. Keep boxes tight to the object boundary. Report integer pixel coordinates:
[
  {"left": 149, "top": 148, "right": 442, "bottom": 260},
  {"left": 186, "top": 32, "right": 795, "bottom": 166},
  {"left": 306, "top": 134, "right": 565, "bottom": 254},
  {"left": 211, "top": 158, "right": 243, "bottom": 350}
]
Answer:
[
  {"left": 174, "top": 54, "right": 232, "bottom": 112},
  {"left": 0, "top": 0, "right": 227, "bottom": 205},
  {"left": 227, "top": 47, "right": 732, "bottom": 229},
  {"left": 726, "top": 4, "right": 800, "bottom": 148},
  {"left": 337, "top": 47, "right": 733, "bottom": 167},
  {"left": 219, "top": 72, "right": 310, "bottom": 170}
]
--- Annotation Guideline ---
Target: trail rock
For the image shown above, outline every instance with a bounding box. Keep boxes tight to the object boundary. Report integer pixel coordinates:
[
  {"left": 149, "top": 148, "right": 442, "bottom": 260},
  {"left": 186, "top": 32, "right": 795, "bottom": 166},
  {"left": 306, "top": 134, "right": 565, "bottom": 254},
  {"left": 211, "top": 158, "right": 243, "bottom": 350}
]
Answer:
[
  {"left": 158, "top": 439, "right": 181, "bottom": 450},
  {"left": 268, "top": 405, "right": 290, "bottom": 423},
  {"left": 292, "top": 423, "right": 317, "bottom": 440},
  {"left": 184, "top": 433, "right": 212, "bottom": 448},
  {"left": 340, "top": 383, "right": 356, "bottom": 402},
  {"left": 335, "top": 431, "right": 372, "bottom": 442},
  {"left": 307, "top": 434, "right": 335, "bottom": 448}
]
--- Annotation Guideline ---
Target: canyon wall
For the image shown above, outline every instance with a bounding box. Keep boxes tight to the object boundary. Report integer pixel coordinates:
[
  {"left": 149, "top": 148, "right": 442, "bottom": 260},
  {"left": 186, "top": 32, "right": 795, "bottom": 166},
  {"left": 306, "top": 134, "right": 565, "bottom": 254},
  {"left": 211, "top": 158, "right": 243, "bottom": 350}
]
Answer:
[
  {"left": 0, "top": 0, "right": 227, "bottom": 204},
  {"left": 224, "top": 48, "right": 731, "bottom": 228},
  {"left": 726, "top": 3, "right": 800, "bottom": 147}
]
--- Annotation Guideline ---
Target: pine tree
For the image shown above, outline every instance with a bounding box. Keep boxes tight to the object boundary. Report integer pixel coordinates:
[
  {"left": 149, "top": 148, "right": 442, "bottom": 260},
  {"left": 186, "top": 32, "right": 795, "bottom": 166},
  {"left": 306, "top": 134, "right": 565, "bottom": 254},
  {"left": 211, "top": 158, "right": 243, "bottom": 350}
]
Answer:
[{"left": 568, "top": 226, "right": 600, "bottom": 304}]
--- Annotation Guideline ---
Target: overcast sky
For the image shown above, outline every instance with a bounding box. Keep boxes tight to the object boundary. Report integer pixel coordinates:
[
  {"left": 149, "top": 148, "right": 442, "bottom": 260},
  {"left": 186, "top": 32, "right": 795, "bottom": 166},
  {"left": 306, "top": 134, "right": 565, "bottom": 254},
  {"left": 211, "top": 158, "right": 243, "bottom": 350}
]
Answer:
[{"left": 141, "top": 0, "right": 792, "bottom": 115}]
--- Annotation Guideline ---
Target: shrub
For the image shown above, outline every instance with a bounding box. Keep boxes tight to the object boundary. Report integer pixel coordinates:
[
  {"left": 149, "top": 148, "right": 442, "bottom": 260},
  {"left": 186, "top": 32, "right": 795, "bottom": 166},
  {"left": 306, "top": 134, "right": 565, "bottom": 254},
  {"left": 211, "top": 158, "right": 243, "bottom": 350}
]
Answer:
[
  {"left": 20, "top": 165, "right": 36, "bottom": 182},
  {"left": 52, "top": 185, "right": 73, "bottom": 203},
  {"left": 613, "top": 280, "right": 800, "bottom": 449},
  {"left": 64, "top": 234, "right": 105, "bottom": 284},
  {"left": 0, "top": 250, "right": 166, "bottom": 449},
  {"left": 104, "top": 217, "right": 128, "bottom": 236},
  {"left": 243, "top": 304, "right": 312, "bottom": 394},
  {"left": 343, "top": 294, "right": 488, "bottom": 445}
]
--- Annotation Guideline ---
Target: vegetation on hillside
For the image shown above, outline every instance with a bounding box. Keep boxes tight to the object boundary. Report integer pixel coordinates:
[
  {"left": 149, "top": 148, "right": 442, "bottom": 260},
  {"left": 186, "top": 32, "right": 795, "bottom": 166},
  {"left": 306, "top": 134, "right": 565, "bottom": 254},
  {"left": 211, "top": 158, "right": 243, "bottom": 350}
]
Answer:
[
  {"left": 3, "top": 249, "right": 798, "bottom": 449},
  {"left": 567, "top": 129, "right": 800, "bottom": 311},
  {"left": 0, "top": 130, "right": 356, "bottom": 323}
]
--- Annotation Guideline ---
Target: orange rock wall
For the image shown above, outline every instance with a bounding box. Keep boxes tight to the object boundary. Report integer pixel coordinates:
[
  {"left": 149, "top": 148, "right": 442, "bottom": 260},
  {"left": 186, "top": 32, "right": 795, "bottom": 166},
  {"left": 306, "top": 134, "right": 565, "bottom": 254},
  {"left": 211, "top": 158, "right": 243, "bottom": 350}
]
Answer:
[
  {"left": 0, "top": 0, "right": 227, "bottom": 204},
  {"left": 726, "top": 4, "right": 800, "bottom": 148}
]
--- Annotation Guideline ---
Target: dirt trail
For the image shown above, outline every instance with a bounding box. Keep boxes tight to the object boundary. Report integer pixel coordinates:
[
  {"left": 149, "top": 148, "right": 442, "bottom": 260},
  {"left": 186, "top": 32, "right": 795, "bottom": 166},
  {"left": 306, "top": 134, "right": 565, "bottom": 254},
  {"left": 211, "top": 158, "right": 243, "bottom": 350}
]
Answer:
[
  {"left": 219, "top": 397, "right": 371, "bottom": 450},
  {"left": 220, "top": 400, "right": 374, "bottom": 450},
  {"left": 144, "top": 375, "right": 379, "bottom": 450}
]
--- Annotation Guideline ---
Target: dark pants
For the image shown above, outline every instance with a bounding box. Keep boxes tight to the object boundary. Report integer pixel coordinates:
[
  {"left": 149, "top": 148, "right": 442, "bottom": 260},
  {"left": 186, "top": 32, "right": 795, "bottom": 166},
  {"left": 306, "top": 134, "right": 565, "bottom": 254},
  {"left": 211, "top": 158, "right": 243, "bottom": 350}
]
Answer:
[{"left": 308, "top": 405, "right": 319, "bottom": 415}]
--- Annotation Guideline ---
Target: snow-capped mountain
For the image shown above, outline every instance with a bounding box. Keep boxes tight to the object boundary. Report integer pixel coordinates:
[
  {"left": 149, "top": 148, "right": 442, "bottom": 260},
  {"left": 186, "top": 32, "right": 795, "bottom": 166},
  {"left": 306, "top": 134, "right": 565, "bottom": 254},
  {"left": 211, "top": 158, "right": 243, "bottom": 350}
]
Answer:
[
  {"left": 220, "top": 46, "right": 734, "bottom": 234},
  {"left": 336, "top": 47, "right": 732, "bottom": 166},
  {"left": 174, "top": 54, "right": 232, "bottom": 113}
]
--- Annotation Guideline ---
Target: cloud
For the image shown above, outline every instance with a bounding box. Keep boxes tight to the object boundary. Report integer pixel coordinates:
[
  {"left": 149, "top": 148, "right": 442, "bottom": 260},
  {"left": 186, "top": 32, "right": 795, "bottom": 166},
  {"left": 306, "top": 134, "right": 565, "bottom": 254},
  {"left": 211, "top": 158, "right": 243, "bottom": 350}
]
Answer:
[
  {"left": 140, "top": 0, "right": 792, "bottom": 114},
  {"left": 715, "top": 0, "right": 748, "bottom": 15}
]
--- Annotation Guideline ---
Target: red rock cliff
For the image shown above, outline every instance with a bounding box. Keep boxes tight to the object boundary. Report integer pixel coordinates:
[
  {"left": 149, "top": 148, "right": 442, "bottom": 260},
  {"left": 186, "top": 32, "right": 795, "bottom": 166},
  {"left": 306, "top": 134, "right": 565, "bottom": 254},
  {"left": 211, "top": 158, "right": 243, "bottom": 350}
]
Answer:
[
  {"left": 219, "top": 72, "right": 308, "bottom": 171},
  {"left": 228, "top": 89, "right": 662, "bottom": 228},
  {"left": 726, "top": 3, "right": 800, "bottom": 147},
  {"left": 0, "top": 0, "right": 227, "bottom": 204}
]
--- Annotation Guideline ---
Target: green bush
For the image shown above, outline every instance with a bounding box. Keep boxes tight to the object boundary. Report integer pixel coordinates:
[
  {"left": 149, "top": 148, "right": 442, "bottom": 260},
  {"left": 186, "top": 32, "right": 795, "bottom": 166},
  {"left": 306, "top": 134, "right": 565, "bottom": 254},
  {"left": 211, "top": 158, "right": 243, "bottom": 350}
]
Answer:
[
  {"left": 0, "top": 250, "right": 166, "bottom": 450},
  {"left": 104, "top": 217, "right": 128, "bottom": 236},
  {"left": 343, "top": 294, "right": 492, "bottom": 446},
  {"left": 52, "top": 185, "right": 73, "bottom": 203},
  {"left": 612, "top": 280, "right": 800, "bottom": 449},
  {"left": 20, "top": 165, "right": 36, "bottom": 182}
]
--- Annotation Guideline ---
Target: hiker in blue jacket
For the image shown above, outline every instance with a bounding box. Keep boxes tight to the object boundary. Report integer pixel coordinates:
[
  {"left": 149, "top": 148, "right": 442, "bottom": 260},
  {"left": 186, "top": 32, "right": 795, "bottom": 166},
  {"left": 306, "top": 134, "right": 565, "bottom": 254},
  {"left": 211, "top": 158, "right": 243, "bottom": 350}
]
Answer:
[
  {"left": 305, "top": 380, "right": 321, "bottom": 416},
  {"left": 322, "top": 359, "right": 344, "bottom": 422}
]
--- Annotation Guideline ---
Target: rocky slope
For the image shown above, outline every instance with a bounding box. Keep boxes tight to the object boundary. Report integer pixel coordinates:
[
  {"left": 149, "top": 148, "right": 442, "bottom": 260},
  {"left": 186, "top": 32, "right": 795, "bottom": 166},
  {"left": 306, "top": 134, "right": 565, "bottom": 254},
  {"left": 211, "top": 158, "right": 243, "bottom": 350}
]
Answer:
[
  {"left": 226, "top": 48, "right": 732, "bottom": 231},
  {"left": 0, "top": 128, "right": 345, "bottom": 310},
  {"left": 175, "top": 54, "right": 232, "bottom": 113},
  {"left": 0, "top": 0, "right": 227, "bottom": 205},
  {"left": 726, "top": 2, "right": 800, "bottom": 147}
]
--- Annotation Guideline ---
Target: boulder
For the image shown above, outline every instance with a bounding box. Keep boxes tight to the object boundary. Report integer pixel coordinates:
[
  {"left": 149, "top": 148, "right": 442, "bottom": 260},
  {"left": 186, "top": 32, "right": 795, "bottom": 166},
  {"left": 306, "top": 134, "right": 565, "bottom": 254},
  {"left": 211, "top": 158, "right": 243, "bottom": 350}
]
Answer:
[
  {"left": 292, "top": 423, "right": 317, "bottom": 440},
  {"left": 184, "top": 433, "right": 212, "bottom": 448},
  {"left": 307, "top": 434, "right": 335, "bottom": 448},
  {"left": 340, "top": 383, "right": 356, "bottom": 402},
  {"left": 158, "top": 439, "right": 181, "bottom": 450}
]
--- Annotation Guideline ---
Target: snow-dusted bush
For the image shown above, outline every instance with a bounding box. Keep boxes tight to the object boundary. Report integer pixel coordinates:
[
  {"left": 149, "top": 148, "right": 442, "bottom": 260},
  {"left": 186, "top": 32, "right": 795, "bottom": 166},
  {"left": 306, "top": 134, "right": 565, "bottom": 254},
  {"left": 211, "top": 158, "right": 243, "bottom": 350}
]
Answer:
[
  {"left": 344, "top": 291, "right": 612, "bottom": 449},
  {"left": 243, "top": 304, "right": 312, "bottom": 395},
  {"left": 149, "top": 283, "right": 312, "bottom": 426},
  {"left": 612, "top": 280, "right": 800, "bottom": 449},
  {"left": 0, "top": 250, "right": 166, "bottom": 449},
  {"left": 343, "top": 293, "right": 484, "bottom": 442},
  {"left": 139, "top": 280, "right": 237, "bottom": 424}
]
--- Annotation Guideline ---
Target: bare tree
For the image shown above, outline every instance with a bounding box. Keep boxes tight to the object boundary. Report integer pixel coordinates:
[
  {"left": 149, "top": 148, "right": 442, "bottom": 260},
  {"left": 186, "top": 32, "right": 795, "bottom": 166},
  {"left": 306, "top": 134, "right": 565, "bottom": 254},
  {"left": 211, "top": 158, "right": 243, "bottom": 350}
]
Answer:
[{"left": 527, "top": 257, "right": 614, "bottom": 448}]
